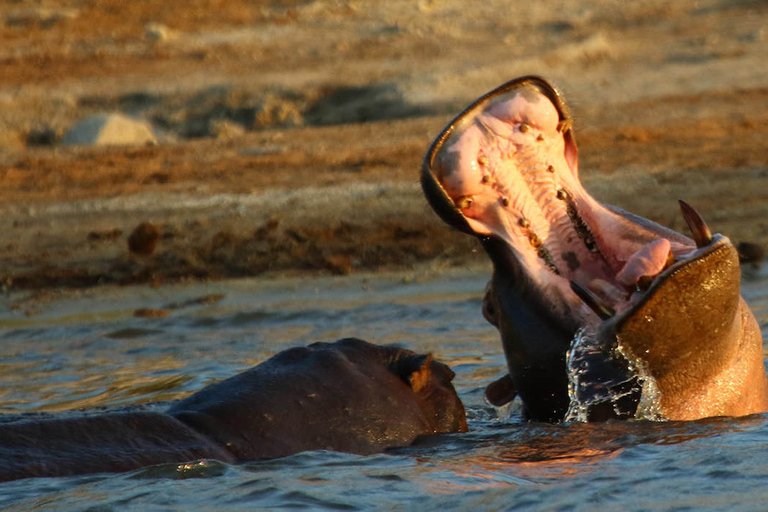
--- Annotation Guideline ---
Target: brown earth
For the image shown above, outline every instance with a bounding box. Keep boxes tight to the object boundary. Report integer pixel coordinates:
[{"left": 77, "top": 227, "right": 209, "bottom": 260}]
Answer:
[{"left": 1, "top": 0, "right": 767, "bottom": 291}]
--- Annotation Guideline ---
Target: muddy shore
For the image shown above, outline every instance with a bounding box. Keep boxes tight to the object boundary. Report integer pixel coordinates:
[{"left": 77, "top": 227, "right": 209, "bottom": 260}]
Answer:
[{"left": 1, "top": 0, "right": 767, "bottom": 292}]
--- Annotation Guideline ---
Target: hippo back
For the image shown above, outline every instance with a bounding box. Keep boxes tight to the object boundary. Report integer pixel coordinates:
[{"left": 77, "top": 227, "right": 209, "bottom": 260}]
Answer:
[{"left": 169, "top": 338, "right": 466, "bottom": 460}]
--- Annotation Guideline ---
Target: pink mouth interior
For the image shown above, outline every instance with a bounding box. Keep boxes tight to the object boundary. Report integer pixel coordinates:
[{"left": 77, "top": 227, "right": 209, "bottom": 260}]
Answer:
[{"left": 431, "top": 85, "right": 695, "bottom": 324}]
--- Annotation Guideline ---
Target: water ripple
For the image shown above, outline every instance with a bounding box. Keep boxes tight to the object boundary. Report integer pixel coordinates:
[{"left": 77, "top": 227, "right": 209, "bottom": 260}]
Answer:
[{"left": 1, "top": 271, "right": 768, "bottom": 510}]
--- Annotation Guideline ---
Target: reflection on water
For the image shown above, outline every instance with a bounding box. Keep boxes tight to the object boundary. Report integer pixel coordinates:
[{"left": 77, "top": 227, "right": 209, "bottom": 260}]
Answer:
[{"left": 2, "top": 267, "right": 768, "bottom": 510}]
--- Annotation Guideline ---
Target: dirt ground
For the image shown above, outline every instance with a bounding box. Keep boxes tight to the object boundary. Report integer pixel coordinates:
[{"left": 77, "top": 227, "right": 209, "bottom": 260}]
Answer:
[{"left": 1, "top": 0, "right": 767, "bottom": 292}]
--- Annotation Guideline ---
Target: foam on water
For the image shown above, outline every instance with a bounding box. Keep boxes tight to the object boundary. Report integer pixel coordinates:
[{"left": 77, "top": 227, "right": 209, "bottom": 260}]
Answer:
[
  {"left": 565, "top": 327, "right": 663, "bottom": 422},
  {"left": 616, "top": 342, "right": 664, "bottom": 421}
]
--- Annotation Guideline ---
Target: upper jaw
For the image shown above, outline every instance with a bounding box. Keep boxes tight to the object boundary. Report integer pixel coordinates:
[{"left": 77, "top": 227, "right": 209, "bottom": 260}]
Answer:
[
  {"left": 421, "top": 75, "right": 705, "bottom": 333},
  {"left": 422, "top": 75, "right": 574, "bottom": 239}
]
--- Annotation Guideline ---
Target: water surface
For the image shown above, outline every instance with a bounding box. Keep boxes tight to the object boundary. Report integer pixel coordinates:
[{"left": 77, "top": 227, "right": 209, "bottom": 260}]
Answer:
[{"left": 2, "top": 267, "right": 768, "bottom": 511}]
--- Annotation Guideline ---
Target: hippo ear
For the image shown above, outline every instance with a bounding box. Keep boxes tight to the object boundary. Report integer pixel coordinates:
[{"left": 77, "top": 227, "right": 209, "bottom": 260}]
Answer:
[
  {"left": 389, "top": 352, "right": 434, "bottom": 392},
  {"left": 485, "top": 374, "right": 516, "bottom": 407},
  {"left": 408, "top": 354, "right": 433, "bottom": 393}
]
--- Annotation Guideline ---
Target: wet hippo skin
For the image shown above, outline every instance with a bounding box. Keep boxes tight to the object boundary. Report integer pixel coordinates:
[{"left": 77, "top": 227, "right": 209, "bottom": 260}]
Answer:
[
  {"left": 0, "top": 338, "right": 467, "bottom": 482},
  {"left": 422, "top": 75, "right": 768, "bottom": 422}
]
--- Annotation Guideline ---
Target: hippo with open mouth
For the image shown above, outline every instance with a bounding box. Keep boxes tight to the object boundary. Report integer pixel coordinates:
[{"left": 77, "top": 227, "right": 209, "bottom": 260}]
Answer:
[
  {"left": 0, "top": 338, "right": 467, "bottom": 482},
  {"left": 421, "top": 76, "right": 768, "bottom": 422}
]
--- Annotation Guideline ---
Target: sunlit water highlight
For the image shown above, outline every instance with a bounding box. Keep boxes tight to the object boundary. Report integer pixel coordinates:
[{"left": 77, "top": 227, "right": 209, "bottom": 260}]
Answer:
[{"left": 2, "top": 266, "right": 768, "bottom": 511}]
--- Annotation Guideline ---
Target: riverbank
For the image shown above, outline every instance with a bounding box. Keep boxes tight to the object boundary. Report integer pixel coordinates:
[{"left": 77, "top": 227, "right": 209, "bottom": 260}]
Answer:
[{"left": 2, "top": 0, "right": 766, "bottom": 290}]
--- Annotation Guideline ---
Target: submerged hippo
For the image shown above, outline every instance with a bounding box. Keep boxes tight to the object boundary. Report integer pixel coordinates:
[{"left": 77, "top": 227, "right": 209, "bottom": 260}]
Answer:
[
  {"left": 0, "top": 338, "right": 467, "bottom": 482},
  {"left": 422, "top": 76, "right": 768, "bottom": 422}
]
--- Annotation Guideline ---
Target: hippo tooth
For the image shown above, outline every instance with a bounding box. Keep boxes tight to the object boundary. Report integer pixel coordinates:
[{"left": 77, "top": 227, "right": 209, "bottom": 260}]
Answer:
[
  {"left": 586, "top": 278, "right": 625, "bottom": 305},
  {"left": 678, "top": 200, "right": 713, "bottom": 248},
  {"left": 569, "top": 280, "right": 615, "bottom": 320}
]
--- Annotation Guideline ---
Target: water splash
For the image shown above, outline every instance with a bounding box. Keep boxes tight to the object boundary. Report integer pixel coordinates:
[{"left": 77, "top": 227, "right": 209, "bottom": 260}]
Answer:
[
  {"left": 565, "top": 328, "right": 662, "bottom": 422},
  {"left": 616, "top": 343, "right": 663, "bottom": 421}
]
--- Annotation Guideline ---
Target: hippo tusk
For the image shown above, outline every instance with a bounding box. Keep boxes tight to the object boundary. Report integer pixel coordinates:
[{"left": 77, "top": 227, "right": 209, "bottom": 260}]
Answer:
[{"left": 678, "top": 200, "right": 714, "bottom": 248}]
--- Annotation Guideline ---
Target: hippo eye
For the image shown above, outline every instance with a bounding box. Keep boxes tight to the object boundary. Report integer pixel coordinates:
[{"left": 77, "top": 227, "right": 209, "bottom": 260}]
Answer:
[{"left": 456, "top": 196, "right": 474, "bottom": 209}]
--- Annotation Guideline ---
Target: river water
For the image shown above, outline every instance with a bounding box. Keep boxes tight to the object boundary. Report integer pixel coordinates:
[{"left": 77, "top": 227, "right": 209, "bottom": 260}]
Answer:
[{"left": 2, "top": 266, "right": 768, "bottom": 511}]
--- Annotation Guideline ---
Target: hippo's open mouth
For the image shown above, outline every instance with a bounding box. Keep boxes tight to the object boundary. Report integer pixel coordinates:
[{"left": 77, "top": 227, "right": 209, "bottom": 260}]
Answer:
[{"left": 421, "top": 76, "right": 748, "bottom": 422}]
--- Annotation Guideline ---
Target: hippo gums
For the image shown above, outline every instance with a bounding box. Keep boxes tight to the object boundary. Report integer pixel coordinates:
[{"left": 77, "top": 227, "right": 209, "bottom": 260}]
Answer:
[
  {"left": 0, "top": 338, "right": 467, "bottom": 482},
  {"left": 421, "top": 75, "right": 768, "bottom": 422}
]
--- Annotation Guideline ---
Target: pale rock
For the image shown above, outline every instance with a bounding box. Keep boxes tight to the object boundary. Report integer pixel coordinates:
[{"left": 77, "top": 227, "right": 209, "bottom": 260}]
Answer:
[
  {"left": 145, "top": 22, "right": 179, "bottom": 43},
  {"left": 61, "top": 113, "right": 158, "bottom": 147}
]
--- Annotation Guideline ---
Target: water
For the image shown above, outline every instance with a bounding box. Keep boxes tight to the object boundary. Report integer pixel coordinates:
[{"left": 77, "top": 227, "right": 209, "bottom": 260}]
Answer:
[{"left": 2, "top": 266, "right": 768, "bottom": 511}]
